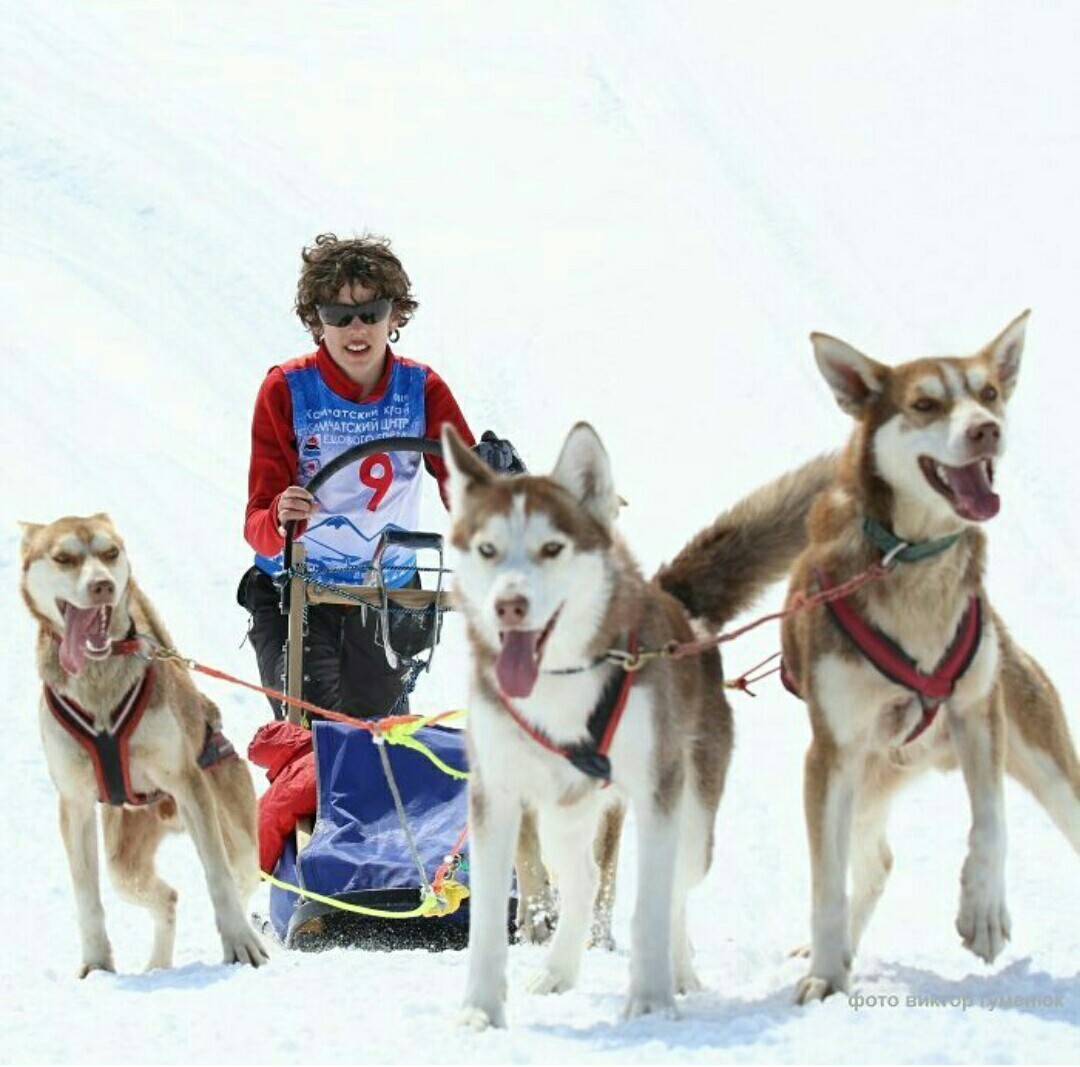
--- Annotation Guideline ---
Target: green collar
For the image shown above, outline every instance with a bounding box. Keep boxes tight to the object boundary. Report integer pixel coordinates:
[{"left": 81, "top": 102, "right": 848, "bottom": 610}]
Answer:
[{"left": 863, "top": 517, "right": 962, "bottom": 565}]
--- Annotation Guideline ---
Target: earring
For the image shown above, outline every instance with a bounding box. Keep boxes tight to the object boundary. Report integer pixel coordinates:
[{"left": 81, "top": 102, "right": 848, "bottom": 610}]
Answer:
[{"left": 389, "top": 328, "right": 400, "bottom": 344}]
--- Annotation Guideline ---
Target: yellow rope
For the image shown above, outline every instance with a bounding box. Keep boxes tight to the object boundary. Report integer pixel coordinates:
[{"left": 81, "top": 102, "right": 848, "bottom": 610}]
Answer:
[
  {"left": 379, "top": 709, "right": 470, "bottom": 780},
  {"left": 261, "top": 870, "right": 470, "bottom": 920},
  {"left": 262, "top": 869, "right": 438, "bottom": 919}
]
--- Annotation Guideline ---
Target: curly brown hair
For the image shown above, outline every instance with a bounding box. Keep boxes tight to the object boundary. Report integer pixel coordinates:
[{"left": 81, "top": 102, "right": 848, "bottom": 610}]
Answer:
[{"left": 295, "top": 233, "right": 419, "bottom": 342}]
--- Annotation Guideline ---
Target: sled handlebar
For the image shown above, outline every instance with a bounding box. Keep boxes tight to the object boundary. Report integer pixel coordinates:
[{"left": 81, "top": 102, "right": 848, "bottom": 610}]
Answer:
[{"left": 283, "top": 436, "right": 445, "bottom": 569}]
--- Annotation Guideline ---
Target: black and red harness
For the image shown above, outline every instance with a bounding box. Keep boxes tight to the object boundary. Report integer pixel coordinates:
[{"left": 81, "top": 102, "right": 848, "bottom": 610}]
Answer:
[
  {"left": 782, "top": 539, "right": 983, "bottom": 745},
  {"left": 44, "top": 638, "right": 238, "bottom": 807},
  {"left": 496, "top": 634, "right": 639, "bottom": 783}
]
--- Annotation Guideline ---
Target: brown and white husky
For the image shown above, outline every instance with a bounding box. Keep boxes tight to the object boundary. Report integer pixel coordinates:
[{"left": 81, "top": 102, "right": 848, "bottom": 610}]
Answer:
[
  {"left": 779, "top": 312, "right": 1080, "bottom": 1002},
  {"left": 20, "top": 514, "right": 267, "bottom": 976},
  {"left": 442, "top": 422, "right": 834, "bottom": 1027}
]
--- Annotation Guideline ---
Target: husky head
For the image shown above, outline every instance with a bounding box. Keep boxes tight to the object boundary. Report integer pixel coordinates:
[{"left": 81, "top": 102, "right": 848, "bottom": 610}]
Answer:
[
  {"left": 20, "top": 514, "right": 132, "bottom": 676},
  {"left": 812, "top": 311, "right": 1029, "bottom": 531},
  {"left": 442, "top": 423, "right": 619, "bottom": 699}
]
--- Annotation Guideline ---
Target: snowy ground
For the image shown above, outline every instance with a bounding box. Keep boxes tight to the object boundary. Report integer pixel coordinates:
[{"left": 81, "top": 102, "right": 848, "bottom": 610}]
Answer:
[{"left": 2, "top": 2, "right": 1079, "bottom": 1063}]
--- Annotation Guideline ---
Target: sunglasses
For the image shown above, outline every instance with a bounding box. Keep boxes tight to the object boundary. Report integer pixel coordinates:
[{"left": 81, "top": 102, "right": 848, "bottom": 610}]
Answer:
[{"left": 316, "top": 298, "right": 393, "bottom": 328}]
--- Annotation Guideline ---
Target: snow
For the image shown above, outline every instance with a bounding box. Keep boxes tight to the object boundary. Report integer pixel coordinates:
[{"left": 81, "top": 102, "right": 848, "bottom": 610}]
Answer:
[{"left": 3, "top": 1, "right": 1079, "bottom": 1062}]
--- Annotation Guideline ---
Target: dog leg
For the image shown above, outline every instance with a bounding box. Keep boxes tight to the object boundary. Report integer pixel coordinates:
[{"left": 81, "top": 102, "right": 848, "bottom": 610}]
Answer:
[
  {"left": 589, "top": 801, "right": 624, "bottom": 951},
  {"left": 950, "top": 693, "right": 1011, "bottom": 964},
  {"left": 671, "top": 792, "right": 714, "bottom": 995},
  {"left": 58, "top": 795, "right": 114, "bottom": 977},
  {"left": 796, "top": 738, "right": 857, "bottom": 1004},
  {"left": 1002, "top": 653, "right": 1080, "bottom": 853},
  {"left": 211, "top": 761, "right": 263, "bottom": 904},
  {"left": 526, "top": 808, "right": 597, "bottom": 995},
  {"left": 102, "top": 806, "right": 177, "bottom": 971},
  {"left": 623, "top": 799, "right": 679, "bottom": 1020},
  {"left": 164, "top": 766, "right": 269, "bottom": 968},
  {"left": 514, "top": 803, "right": 556, "bottom": 945},
  {"left": 461, "top": 777, "right": 520, "bottom": 1031},
  {"left": 848, "top": 779, "right": 896, "bottom": 958}
]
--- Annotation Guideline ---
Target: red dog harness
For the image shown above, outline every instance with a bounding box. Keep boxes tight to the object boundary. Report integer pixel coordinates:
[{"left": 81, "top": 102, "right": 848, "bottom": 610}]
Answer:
[
  {"left": 782, "top": 576, "right": 983, "bottom": 745},
  {"left": 497, "top": 634, "right": 639, "bottom": 783},
  {"left": 44, "top": 666, "right": 238, "bottom": 807}
]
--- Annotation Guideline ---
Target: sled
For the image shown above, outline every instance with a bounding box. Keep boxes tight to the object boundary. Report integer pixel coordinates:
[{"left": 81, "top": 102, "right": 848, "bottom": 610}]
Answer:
[{"left": 266, "top": 436, "right": 479, "bottom": 950}]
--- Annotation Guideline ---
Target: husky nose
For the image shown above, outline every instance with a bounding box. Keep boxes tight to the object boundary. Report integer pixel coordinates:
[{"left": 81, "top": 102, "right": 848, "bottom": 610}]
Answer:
[
  {"left": 88, "top": 578, "right": 115, "bottom": 603},
  {"left": 495, "top": 595, "right": 529, "bottom": 628},
  {"left": 967, "top": 421, "right": 1000, "bottom": 447}
]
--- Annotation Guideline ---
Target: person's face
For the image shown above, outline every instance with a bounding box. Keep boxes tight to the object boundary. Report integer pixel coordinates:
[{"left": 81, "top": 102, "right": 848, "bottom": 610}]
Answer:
[{"left": 319, "top": 281, "right": 399, "bottom": 389}]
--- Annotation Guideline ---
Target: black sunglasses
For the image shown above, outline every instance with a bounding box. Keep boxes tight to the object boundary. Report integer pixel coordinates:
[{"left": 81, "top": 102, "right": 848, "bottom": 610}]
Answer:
[{"left": 316, "top": 298, "right": 393, "bottom": 328}]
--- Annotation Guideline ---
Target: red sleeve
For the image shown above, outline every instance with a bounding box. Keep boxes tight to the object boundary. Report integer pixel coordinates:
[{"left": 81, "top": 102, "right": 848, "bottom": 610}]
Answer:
[
  {"left": 423, "top": 368, "right": 475, "bottom": 508},
  {"left": 244, "top": 368, "right": 305, "bottom": 556}
]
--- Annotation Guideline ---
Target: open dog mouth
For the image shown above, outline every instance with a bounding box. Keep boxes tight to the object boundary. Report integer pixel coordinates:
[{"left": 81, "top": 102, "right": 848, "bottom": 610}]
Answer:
[
  {"left": 495, "top": 608, "right": 561, "bottom": 699},
  {"left": 918, "top": 456, "right": 999, "bottom": 521},
  {"left": 57, "top": 601, "right": 113, "bottom": 676}
]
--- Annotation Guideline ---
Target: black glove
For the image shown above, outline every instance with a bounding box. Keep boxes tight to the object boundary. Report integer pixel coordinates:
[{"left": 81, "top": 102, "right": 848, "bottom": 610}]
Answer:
[{"left": 472, "top": 430, "right": 527, "bottom": 475}]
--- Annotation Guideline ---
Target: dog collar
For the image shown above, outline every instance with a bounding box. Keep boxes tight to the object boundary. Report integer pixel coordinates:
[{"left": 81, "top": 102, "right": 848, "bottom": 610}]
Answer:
[{"left": 864, "top": 517, "right": 961, "bottom": 565}]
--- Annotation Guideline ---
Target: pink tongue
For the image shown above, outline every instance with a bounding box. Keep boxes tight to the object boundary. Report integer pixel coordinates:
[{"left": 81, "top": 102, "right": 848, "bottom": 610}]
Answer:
[
  {"left": 496, "top": 630, "right": 541, "bottom": 698},
  {"left": 59, "top": 606, "right": 103, "bottom": 676},
  {"left": 943, "top": 462, "right": 1000, "bottom": 521}
]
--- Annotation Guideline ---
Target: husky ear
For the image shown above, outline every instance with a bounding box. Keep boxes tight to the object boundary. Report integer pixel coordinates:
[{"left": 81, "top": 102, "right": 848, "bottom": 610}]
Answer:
[
  {"left": 551, "top": 422, "right": 618, "bottom": 530},
  {"left": 985, "top": 309, "right": 1029, "bottom": 401},
  {"left": 811, "top": 333, "right": 888, "bottom": 416},
  {"left": 18, "top": 521, "right": 44, "bottom": 557},
  {"left": 441, "top": 425, "right": 496, "bottom": 517}
]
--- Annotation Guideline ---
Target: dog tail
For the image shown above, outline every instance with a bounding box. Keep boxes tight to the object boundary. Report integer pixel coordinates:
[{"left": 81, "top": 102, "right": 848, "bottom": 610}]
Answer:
[{"left": 655, "top": 452, "right": 837, "bottom": 629}]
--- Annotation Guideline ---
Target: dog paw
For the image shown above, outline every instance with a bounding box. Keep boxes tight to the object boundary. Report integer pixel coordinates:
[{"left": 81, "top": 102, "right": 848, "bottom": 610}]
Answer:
[
  {"left": 956, "top": 888, "right": 1011, "bottom": 964},
  {"left": 674, "top": 964, "right": 703, "bottom": 996},
  {"left": 458, "top": 1002, "right": 506, "bottom": 1030},
  {"left": 77, "top": 956, "right": 115, "bottom": 980},
  {"left": 221, "top": 924, "right": 270, "bottom": 968},
  {"left": 589, "top": 926, "right": 616, "bottom": 952},
  {"left": 526, "top": 966, "right": 577, "bottom": 995},
  {"left": 794, "top": 972, "right": 847, "bottom": 1004},
  {"left": 788, "top": 942, "right": 811, "bottom": 959},
  {"left": 517, "top": 910, "right": 556, "bottom": 946},
  {"left": 622, "top": 988, "right": 679, "bottom": 1021}
]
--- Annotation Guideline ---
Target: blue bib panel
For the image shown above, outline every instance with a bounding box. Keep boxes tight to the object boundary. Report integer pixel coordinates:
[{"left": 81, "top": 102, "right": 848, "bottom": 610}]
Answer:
[{"left": 255, "top": 359, "right": 427, "bottom": 586}]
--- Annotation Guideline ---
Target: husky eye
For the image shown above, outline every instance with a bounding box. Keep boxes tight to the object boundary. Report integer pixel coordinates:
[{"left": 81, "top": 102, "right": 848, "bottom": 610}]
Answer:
[
  {"left": 476, "top": 542, "right": 498, "bottom": 559},
  {"left": 100, "top": 547, "right": 120, "bottom": 562},
  {"left": 52, "top": 553, "right": 78, "bottom": 567},
  {"left": 980, "top": 385, "right": 999, "bottom": 403},
  {"left": 539, "top": 541, "right": 564, "bottom": 560},
  {"left": 911, "top": 397, "right": 939, "bottom": 413}
]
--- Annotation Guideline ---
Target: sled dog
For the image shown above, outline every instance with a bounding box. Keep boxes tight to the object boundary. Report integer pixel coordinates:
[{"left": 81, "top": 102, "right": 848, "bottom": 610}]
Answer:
[
  {"left": 20, "top": 514, "right": 267, "bottom": 976},
  {"left": 779, "top": 312, "right": 1080, "bottom": 1002},
  {"left": 443, "top": 422, "right": 834, "bottom": 1026}
]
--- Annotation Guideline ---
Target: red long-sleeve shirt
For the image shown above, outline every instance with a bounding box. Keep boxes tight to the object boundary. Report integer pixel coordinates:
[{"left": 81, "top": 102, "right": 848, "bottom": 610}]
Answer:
[{"left": 244, "top": 344, "right": 475, "bottom": 556}]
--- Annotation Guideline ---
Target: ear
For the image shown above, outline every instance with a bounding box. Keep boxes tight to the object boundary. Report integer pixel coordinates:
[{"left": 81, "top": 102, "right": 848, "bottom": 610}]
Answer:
[
  {"left": 441, "top": 425, "right": 495, "bottom": 517},
  {"left": 550, "top": 422, "right": 617, "bottom": 530},
  {"left": 18, "top": 521, "right": 43, "bottom": 557},
  {"left": 985, "top": 309, "right": 1029, "bottom": 401},
  {"left": 811, "top": 333, "right": 889, "bottom": 416}
]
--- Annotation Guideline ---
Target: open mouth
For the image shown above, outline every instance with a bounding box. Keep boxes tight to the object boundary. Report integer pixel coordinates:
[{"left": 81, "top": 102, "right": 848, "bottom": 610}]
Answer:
[
  {"left": 918, "top": 456, "right": 999, "bottom": 521},
  {"left": 495, "top": 608, "right": 561, "bottom": 699},
  {"left": 57, "top": 601, "right": 113, "bottom": 676}
]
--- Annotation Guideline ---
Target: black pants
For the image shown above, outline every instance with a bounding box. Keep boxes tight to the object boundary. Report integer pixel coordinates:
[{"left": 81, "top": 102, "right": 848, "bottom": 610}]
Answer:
[{"left": 237, "top": 567, "right": 411, "bottom": 721}]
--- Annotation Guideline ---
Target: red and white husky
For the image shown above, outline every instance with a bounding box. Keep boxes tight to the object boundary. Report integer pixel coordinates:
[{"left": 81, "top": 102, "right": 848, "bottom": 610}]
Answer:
[
  {"left": 443, "top": 422, "right": 833, "bottom": 1027},
  {"left": 781, "top": 312, "right": 1080, "bottom": 1002}
]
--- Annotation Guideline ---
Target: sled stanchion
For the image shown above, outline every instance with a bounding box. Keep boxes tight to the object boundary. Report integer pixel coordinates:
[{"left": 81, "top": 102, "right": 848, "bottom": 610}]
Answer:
[{"left": 285, "top": 539, "right": 308, "bottom": 729}]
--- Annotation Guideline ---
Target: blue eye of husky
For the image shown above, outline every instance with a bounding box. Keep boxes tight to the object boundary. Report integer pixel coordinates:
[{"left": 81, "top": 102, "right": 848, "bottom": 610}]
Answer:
[{"left": 477, "top": 542, "right": 497, "bottom": 559}]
